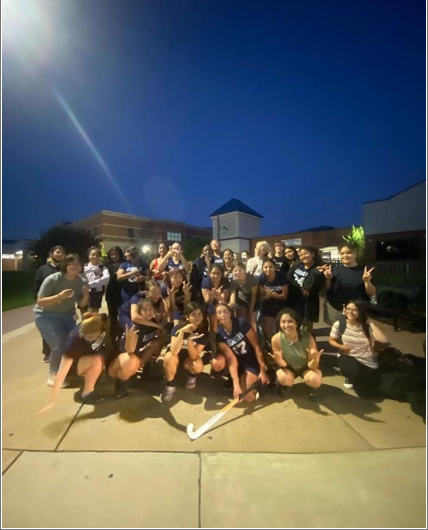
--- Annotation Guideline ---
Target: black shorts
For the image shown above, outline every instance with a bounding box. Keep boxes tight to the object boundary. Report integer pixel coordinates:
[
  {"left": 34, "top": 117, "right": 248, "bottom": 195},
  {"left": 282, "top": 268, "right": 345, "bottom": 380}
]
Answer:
[
  {"left": 89, "top": 289, "right": 104, "bottom": 309},
  {"left": 277, "top": 364, "right": 309, "bottom": 378},
  {"left": 237, "top": 358, "right": 260, "bottom": 377}
]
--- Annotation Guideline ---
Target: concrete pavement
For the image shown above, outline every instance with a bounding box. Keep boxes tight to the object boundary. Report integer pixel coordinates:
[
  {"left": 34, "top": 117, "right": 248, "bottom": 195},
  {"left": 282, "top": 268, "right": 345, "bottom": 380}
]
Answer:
[{"left": 1, "top": 311, "right": 426, "bottom": 528}]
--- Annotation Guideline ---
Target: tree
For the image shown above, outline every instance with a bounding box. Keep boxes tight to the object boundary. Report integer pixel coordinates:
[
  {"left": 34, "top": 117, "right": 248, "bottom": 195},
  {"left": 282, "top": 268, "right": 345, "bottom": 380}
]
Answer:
[
  {"left": 30, "top": 225, "right": 99, "bottom": 267},
  {"left": 183, "top": 237, "right": 211, "bottom": 261},
  {"left": 342, "top": 225, "right": 366, "bottom": 261}
]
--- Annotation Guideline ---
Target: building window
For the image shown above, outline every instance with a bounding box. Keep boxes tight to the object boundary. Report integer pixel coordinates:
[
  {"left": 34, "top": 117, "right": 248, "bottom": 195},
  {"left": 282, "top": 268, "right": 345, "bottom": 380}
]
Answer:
[
  {"left": 128, "top": 228, "right": 135, "bottom": 239},
  {"left": 167, "top": 232, "right": 182, "bottom": 242}
]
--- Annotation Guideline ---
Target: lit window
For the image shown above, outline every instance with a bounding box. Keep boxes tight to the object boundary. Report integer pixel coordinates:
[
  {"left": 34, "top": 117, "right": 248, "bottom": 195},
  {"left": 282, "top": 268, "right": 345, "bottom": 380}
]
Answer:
[{"left": 167, "top": 232, "right": 182, "bottom": 242}]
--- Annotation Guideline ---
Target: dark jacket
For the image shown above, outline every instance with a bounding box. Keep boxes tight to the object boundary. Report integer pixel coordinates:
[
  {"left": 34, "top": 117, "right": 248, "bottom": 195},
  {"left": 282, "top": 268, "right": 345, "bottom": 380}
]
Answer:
[{"left": 34, "top": 262, "right": 60, "bottom": 298}]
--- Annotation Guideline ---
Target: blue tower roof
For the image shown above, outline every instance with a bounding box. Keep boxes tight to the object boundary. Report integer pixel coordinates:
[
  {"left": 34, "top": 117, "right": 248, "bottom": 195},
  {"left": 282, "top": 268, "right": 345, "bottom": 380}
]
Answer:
[{"left": 210, "top": 199, "right": 263, "bottom": 219}]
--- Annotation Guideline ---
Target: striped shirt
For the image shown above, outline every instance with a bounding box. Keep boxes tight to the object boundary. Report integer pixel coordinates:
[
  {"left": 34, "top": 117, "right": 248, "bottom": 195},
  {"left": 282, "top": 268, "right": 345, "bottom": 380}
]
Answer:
[{"left": 330, "top": 321, "right": 378, "bottom": 369}]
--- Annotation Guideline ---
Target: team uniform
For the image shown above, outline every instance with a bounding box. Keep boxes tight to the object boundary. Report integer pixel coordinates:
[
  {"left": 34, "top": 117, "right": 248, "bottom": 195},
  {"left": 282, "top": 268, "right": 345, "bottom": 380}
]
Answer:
[
  {"left": 64, "top": 325, "right": 113, "bottom": 362},
  {"left": 229, "top": 274, "right": 258, "bottom": 310},
  {"left": 162, "top": 284, "right": 186, "bottom": 320},
  {"left": 118, "top": 320, "right": 159, "bottom": 358},
  {"left": 119, "top": 259, "right": 149, "bottom": 302},
  {"left": 201, "top": 276, "right": 230, "bottom": 315},
  {"left": 216, "top": 317, "right": 260, "bottom": 375},
  {"left": 258, "top": 272, "right": 288, "bottom": 317},
  {"left": 164, "top": 258, "right": 186, "bottom": 272},
  {"left": 287, "top": 263, "right": 324, "bottom": 323},
  {"left": 170, "top": 324, "right": 209, "bottom": 361}
]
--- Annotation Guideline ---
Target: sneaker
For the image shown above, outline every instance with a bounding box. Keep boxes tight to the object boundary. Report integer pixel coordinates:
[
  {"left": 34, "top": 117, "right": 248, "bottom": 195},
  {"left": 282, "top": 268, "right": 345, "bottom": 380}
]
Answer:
[
  {"left": 161, "top": 385, "right": 176, "bottom": 402},
  {"left": 343, "top": 378, "right": 354, "bottom": 389},
  {"left": 185, "top": 375, "right": 197, "bottom": 390},
  {"left": 80, "top": 391, "right": 104, "bottom": 405},
  {"left": 115, "top": 379, "right": 129, "bottom": 399},
  {"left": 46, "top": 375, "right": 70, "bottom": 388},
  {"left": 43, "top": 354, "right": 50, "bottom": 363}
]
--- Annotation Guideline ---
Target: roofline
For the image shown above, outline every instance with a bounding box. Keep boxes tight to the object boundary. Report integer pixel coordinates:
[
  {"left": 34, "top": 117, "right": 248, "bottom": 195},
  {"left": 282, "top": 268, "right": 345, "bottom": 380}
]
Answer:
[
  {"left": 363, "top": 180, "right": 426, "bottom": 204},
  {"left": 209, "top": 210, "right": 264, "bottom": 219},
  {"left": 72, "top": 210, "right": 212, "bottom": 232}
]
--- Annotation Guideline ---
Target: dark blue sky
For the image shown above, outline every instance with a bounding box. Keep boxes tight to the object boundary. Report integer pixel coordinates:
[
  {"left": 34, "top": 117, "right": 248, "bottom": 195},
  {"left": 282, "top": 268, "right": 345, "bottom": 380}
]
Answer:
[{"left": 2, "top": 0, "right": 426, "bottom": 239}]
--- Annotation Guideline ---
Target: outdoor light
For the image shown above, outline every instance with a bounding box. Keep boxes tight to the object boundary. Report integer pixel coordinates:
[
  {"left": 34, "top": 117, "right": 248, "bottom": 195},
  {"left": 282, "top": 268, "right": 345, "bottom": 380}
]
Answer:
[
  {"left": 15, "top": 250, "right": 23, "bottom": 257},
  {"left": 142, "top": 245, "right": 151, "bottom": 254}
]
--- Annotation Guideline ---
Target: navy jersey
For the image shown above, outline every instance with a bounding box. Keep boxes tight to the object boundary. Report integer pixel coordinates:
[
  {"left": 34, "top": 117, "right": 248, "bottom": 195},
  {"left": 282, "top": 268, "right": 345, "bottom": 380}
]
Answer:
[
  {"left": 64, "top": 326, "right": 112, "bottom": 361},
  {"left": 258, "top": 272, "right": 288, "bottom": 316},
  {"left": 118, "top": 319, "right": 158, "bottom": 353},
  {"left": 119, "top": 292, "right": 145, "bottom": 321},
  {"left": 165, "top": 258, "right": 185, "bottom": 272},
  {"left": 230, "top": 274, "right": 258, "bottom": 308},
  {"left": 216, "top": 317, "right": 259, "bottom": 373},
  {"left": 170, "top": 324, "right": 209, "bottom": 351},
  {"left": 161, "top": 284, "right": 185, "bottom": 314},
  {"left": 119, "top": 260, "right": 149, "bottom": 298}
]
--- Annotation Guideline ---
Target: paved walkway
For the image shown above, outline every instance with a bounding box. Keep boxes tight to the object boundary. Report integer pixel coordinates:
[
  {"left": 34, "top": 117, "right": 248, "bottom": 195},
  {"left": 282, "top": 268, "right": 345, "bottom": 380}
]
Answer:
[{"left": 2, "top": 309, "right": 426, "bottom": 528}]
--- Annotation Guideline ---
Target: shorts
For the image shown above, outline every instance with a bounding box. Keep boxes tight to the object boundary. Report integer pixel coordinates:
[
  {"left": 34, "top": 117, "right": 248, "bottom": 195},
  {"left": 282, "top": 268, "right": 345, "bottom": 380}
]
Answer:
[
  {"left": 89, "top": 289, "right": 104, "bottom": 309},
  {"left": 277, "top": 364, "right": 309, "bottom": 378},
  {"left": 118, "top": 336, "right": 154, "bottom": 359},
  {"left": 237, "top": 358, "right": 260, "bottom": 376}
]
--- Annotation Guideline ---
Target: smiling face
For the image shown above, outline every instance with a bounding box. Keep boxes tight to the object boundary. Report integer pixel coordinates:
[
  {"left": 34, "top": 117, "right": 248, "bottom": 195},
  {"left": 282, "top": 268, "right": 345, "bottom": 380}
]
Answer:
[
  {"left": 187, "top": 308, "right": 204, "bottom": 328},
  {"left": 340, "top": 246, "right": 358, "bottom": 267},
  {"left": 216, "top": 304, "right": 232, "bottom": 325},
  {"left": 170, "top": 270, "right": 184, "bottom": 288},
  {"left": 158, "top": 244, "right": 168, "bottom": 257},
  {"left": 233, "top": 264, "right": 246, "bottom": 281},
  {"left": 202, "top": 245, "right": 213, "bottom": 259},
  {"left": 223, "top": 250, "right": 234, "bottom": 264},
  {"left": 89, "top": 249, "right": 100, "bottom": 265},
  {"left": 344, "top": 302, "right": 359, "bottom": 321},
  {"left": 284, "top": 248, "right": 296, "bottom": 261},
  {"left": 139, "top": 301, "right": 155, "bottom": 320},
  {"left": 298, "top": 249, "right": 314, "bottom": 266},
  {"left": 209, "top": 266, "right": 222, "bottom": 284},
  {"left": 262, "top": 261, "right": 275, "bottom": 278},
  {"left": 279, "top": 313, "right": 298, "bottom": 335}
]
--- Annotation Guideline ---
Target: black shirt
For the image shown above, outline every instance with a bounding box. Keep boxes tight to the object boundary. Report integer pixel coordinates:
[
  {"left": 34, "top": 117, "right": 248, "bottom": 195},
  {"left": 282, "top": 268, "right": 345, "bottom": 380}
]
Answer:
[
  {"left": 327, "top": 265, "right": 370, "bottom": 310},
  {"left": 230, "top": 274, "right": 258, "bottom": 309},
  {"left": 64, "top": 326, "right": 112, "bottom": 361},
  {"left": 34, "top": 262, "right": 60, "bottom": 298}
]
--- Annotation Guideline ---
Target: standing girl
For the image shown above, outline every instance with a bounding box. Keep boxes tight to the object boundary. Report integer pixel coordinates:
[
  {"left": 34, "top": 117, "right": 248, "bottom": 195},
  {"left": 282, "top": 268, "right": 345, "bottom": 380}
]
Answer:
[
  {"left": 117, "top": 246, "right": 150, "bottom": 303},
  {"left": 34, "top": 254, "right": 89, "bottom": 386},
  {"left": 105, "top": 246, "right": 125, "bottom": 341},
  {"left": 202, "top": 263, "right": 230, "bottom": 353},
  {"left": 82, "top": 247, "right": 110, "bottom": 313},
  {"left": 229, "top": 262, "right": 258, "bottom": 327},
  {"left": 150, "top": 243, "right": 169, "bottom": 284}
]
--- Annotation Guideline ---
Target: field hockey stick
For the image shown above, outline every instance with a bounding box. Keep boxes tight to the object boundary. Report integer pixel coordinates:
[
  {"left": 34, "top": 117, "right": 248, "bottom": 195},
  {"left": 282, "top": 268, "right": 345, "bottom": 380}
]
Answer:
[{"left": 186, "top": 380, "right": 261, "bottom": 440}]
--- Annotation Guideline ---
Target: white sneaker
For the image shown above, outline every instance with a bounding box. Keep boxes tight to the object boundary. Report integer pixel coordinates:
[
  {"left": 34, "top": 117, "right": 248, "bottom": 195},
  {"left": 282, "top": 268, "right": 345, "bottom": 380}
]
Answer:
[
  {"left": 46, "top": 375, "right": 70, "bottom": 388},
  {"left": 343, "top": 378, "right": 354, "bottom": 389}
]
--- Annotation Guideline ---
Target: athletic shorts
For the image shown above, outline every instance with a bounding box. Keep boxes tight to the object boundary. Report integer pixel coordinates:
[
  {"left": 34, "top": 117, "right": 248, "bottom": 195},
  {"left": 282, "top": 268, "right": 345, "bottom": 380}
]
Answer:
[{"left": 89, "top": 289, "right": 104, "bottom": 309}]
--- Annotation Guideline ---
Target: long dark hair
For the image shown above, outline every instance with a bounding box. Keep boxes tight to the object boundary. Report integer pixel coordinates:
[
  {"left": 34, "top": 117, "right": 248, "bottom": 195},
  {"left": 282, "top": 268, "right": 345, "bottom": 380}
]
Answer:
[
  {"left": 107, "top": 246, "right": 125, "bottom": 263},
  {"left": 277, "top": 308, "right": 303, "bottom": 341},
  {"left": 165, "top": 268, "right": 187, "bottom": 288},
  {"left": 284, "top": 246, "right": 298, "bottom": 263},
  {"left": 184, "top": 302, "right": 208, "bottom": 332},
  {"left": 299, "top": 245, "right": 324, "bottom": 267},
  {"left": 345, "top": 300, "right": 368, "bottom": 325}
]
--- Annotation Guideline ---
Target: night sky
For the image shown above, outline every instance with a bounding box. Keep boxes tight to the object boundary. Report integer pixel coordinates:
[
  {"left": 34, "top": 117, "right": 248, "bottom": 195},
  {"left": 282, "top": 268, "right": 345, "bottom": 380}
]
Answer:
[{"left": 2, "top": 0, "right": 426, "bottom": 240}]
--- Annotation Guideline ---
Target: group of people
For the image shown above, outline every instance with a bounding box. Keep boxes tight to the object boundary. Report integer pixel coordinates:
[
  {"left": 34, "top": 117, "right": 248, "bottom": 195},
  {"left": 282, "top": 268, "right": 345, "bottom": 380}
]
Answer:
[{"left": 34, "top": 238, "right": 396, "bottom": 414}]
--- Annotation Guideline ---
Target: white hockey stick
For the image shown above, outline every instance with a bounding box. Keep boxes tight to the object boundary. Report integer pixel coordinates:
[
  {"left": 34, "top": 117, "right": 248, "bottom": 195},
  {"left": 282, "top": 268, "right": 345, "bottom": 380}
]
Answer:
[{"left": 186, "top": 380, "right": 260, "bottom": 440}]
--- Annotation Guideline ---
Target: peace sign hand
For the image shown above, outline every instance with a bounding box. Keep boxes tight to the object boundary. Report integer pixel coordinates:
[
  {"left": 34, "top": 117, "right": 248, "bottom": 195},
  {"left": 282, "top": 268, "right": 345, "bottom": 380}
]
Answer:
[
  {"left": 182, "top": 281, "right": 192, "bottom": 295},
  {"left": 363, "top": 266, "right": 374, "bottom": 282},
  {"left": 323, "top": 264, "right": 333, "bottom": 280},
  {"left": 125, "top": 324, "right": 139, "bottom": 354},
  {"left": 306, "top": 347, "right": 324, "bottom": 364}
]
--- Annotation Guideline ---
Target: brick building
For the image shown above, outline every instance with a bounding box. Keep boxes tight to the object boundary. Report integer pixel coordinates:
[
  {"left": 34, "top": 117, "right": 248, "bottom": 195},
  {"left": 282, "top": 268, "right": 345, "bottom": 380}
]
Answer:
[{"left": 72, "top": 210, "right": 212, "bottom": 253}]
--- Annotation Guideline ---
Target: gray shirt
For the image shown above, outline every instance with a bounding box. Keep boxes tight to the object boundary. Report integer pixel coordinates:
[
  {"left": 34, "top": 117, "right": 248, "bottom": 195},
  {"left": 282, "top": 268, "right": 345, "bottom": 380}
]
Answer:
[{"left": 34, "top": 272, "right": 87, "bottom": 315}]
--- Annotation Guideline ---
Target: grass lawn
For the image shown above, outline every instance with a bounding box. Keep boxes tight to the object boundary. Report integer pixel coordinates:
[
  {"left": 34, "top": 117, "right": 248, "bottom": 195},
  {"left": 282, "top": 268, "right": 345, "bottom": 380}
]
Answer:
[{"left": 2, "top": 271, "right": 36, "bottom": 312}]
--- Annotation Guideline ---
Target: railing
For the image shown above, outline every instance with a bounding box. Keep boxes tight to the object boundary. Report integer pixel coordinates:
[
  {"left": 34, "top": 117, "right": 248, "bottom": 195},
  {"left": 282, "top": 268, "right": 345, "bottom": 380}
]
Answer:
[{"left": 374, "top": 261, "right": 425, "bottom": 275}]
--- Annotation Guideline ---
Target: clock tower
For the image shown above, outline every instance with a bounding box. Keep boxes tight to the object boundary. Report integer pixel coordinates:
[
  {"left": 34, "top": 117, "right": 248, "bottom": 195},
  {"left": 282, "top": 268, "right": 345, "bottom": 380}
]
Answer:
[{"left": 209, "top": 199, "right": 263, "bottom": 253}]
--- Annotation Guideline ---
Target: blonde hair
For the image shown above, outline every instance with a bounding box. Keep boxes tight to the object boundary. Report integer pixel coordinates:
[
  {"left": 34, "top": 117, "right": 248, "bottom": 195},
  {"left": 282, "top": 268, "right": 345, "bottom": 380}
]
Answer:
[
  {"left": 255, "top": 240, "right": 271, "bottom": 255},
  {"left": 80, "top": 313, "right": 107, "bottom": 336}
]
